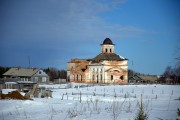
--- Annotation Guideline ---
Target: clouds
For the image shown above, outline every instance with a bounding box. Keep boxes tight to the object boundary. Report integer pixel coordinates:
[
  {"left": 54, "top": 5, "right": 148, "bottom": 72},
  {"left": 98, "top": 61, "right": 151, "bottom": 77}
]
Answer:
[
  {"left": 1, "top": 0, "right": 178, "bottom": 75},
  {"left": 0, "top": 0, "right": 144, "bottom": 46},
  {"left": 0, "top": 0, "right": 148, "bottom": 68}
]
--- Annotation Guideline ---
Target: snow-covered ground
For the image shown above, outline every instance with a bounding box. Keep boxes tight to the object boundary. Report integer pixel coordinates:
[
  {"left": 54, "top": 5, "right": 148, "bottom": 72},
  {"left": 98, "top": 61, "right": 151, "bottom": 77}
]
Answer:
[{"left": 0, "top": 83, "right": 180, "bottom": 120}]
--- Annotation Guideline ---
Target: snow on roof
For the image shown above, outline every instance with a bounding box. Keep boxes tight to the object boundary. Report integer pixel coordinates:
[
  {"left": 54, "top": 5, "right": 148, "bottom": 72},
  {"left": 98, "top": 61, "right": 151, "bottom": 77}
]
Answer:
[
  {"left": 2, "top": 89, "right": 17, "bottom": 94},
  {"left": 120, "top": 55, "right": 125, "bottom": 59},
  {"left": 17, "top": 81, "right": 36, "bottom": 84},
  {"left": 5, "top": 82, "right": 17, "bottom": 84},
  {"left": 3, "top": 67, "right": 39, "bottom": 77}
]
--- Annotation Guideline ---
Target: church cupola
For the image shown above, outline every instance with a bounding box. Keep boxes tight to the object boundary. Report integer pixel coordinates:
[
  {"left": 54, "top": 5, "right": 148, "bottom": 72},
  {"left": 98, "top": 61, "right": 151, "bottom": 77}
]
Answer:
[{"left": 101, "top": 38, "right": 115, "bottom": 53}]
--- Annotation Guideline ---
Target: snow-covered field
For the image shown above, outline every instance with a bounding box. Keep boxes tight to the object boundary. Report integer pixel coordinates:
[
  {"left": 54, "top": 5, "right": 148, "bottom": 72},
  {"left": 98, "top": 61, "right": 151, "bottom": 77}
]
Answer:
[{"left": 0, "top": 83, "right": 180, "bottom": 120}]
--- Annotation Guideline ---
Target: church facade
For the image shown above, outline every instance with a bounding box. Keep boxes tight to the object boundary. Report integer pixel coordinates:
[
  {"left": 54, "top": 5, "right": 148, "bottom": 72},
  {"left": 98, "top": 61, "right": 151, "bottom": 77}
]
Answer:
[{"left": 67, "top": 38, "right": 128, "bottom": 84}]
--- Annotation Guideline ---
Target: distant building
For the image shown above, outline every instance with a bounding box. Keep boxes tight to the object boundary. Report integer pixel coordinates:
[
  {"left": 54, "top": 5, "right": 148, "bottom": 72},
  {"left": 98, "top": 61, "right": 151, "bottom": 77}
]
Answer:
[
  {"left": 129, "top": 74, "right": 159, "bottom": 84},
  {"left": 128, "top": 74, "right": 143, "bottom": 84},
  {"left": 3, "top": 67, "right": 49, "bottom": 84},
  {"left": 67, "top": 38, "right": 128, "bottom": 84}
]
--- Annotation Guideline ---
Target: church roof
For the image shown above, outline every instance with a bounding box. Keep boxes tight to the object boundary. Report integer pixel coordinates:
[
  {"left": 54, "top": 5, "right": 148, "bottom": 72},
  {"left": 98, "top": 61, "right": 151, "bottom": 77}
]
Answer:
[
  {"left": 92, "top": 53, "right": 126, "bottom": 62},
  {"left": 101, "top": 38, "right": 114, "bottom": 45}
]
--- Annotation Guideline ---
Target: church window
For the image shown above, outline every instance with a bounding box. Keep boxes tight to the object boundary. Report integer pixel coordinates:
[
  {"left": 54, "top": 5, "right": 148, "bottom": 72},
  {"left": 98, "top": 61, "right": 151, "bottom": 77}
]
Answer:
[
  {"left": 77, "top": 75, "right": 78, "bottom": 80},
  {"left": 110, "top": 49, "right": 111, "bottom": 53},
  {"left": 120, "top": 75, "right": 124, "bottom": 80},
  {"left": 97, "top": 75, "right": 99, "bottom": 83},
  {"left": 67, "top": 76, "right": 70, "bottom": 82},
  {"left": 81, "top": 75, "right": 82, "bottom": 81},
  {"left": 106, "top": 48, "right": 108, "bottom": 53},
  {"left": 114, "top": 70, "right": 119, "bottom": 72},
  {"left": 111, "top": 75, "right": 113, "bottom": 80}
]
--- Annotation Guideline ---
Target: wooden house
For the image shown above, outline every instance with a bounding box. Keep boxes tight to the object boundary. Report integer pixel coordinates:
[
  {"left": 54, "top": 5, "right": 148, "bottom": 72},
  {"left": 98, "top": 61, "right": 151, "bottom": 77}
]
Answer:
[{"left": 3, "top": 67, "right": 49, "bottom": 84}]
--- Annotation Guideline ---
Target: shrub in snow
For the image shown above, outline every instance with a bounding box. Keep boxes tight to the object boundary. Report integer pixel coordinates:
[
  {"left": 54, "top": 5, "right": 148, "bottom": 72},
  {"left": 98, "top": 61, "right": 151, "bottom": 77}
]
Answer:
[
  {"left": 67, "top": 108, "right": 78, "bottom": 118},
  {"left": 112, "top": 101, "right": 121, "bottom": 120},
  {"left": 134, "top": 95, "right": 148, "bottom": 120},
  {"left": 177, "top": 108, "right": 180, "bottom": 116}
]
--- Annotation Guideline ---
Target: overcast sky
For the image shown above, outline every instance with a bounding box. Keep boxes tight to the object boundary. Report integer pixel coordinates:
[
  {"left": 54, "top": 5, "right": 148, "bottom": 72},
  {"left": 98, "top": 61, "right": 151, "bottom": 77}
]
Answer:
[{"left": 0, "top": 0, "right": 180, "bottom": 75}]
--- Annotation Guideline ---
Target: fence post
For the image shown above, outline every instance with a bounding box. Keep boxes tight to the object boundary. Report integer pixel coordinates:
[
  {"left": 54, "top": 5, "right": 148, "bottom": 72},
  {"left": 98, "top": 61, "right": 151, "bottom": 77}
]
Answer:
[{"left": 80, "top": 92, "right": 82, "bottom": 103}]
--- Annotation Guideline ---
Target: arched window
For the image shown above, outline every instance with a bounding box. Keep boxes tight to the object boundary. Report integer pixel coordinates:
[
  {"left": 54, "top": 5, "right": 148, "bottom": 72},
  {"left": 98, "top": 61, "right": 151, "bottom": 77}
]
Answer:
[
  {"left": 120, "top": 75, "right": 124, "bottom": 80},
  {"left": 77, "top": 75, "right": 78, "bottom": 80},
  {"left": 110, "top": 48, "right": 111, "bottom": 53},
  {"left": 105, "top": 48, "right": 108, "bottom": 53},
  {"left": 67, "top": 76, "right": 70, "bottom": 82},
  {"left": 97, "top": 75, "right": 99, "bottom": 83},
  {"left": 111, "top": 75, "right": 113, "bottom": 80}
]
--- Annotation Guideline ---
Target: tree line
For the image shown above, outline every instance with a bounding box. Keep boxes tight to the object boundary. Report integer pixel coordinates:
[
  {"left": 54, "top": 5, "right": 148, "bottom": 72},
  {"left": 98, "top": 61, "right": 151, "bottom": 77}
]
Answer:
[
  {"left": 44, "top": 67, "right": 67, "bottom": 81},
  {"left": 162, "top": 65, "right": 180, "bottom": 84},
  {"left": 0, "top": 66, "right": 10, "bottom": 78},
  {"left": 162, "top": 45, "right": 180, "bottom": 84}
]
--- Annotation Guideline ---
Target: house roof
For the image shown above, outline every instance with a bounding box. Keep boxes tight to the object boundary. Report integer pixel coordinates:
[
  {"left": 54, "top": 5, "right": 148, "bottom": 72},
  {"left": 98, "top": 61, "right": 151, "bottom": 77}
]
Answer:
[
  {"left": 129, "top": 74, "right": 158, "bottom": 81},
  {"left": 139, "top": 75, "right": 158, "bottom": 81},
  {"left": 3, "top": 68, "right": 39, "bottom": 77},
  {"left": 92, "top": 53, "right": 126, "bottom": 62},
  {"left": 129, "top": 74, "right": 143, "bottom": 81}
]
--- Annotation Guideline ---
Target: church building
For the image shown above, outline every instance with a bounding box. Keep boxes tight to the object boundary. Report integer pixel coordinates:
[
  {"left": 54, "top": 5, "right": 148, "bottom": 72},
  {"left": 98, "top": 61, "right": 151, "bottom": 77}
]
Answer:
[{"left": 67, "top": 38, "right": 128, "bottom": 84}]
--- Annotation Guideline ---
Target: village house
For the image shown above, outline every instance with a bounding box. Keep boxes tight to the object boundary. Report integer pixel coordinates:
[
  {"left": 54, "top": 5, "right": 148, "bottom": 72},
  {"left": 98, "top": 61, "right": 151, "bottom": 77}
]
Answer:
[
  {"left": 0, "top": 67, "right": 52, "bottom": 98},
  {"left": 3, "top": 67, "right": 49, "bottom": 83},
  {"left": 128, "top": 74, "right": 160, "bottom": 84},
  {"left": 1, "top": 67, "right": 49, "bottom": 90},
  {"left": 67, "top": 38, "right": 128, "bottom": 84}
]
